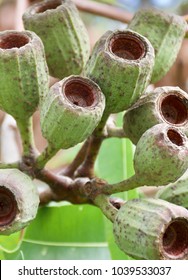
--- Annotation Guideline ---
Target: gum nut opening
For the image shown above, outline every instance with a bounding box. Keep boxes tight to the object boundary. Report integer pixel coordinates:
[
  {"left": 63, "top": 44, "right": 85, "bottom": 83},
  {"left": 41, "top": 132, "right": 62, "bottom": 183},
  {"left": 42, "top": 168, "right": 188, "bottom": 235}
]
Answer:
[
  {"left": 167, "top": 129, "right": 184, "bottom": 146},
  {"left": 34, "top": 0, "right": 63, "bottom": 13},
  {"left": 109, "top": 33, "right": 146, "bottom": 60},
  {"left": 162, "top": 219, "right": 188, "bottom": 258},
  {"left": 64, "top": 79, "right": 98, "bottom": 108},
  {"left": 0, "top": 33, "right": 30, "bottom": 49},
  {"left": 160, "top": 94, "right": 188, "bottom": 125},
  {"left": 0, "top": 186, "right": 18, "bottom": 226}
]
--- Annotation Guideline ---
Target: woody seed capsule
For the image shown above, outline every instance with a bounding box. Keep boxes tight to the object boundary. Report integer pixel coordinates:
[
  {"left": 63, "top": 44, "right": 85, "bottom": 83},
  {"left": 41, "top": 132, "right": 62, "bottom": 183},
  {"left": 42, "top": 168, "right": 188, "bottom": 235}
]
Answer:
[
  {"left": 129, "top": 8, "right": 187, "bottom": 83},
  {"left": 0, "top": 169, "right": 39, "bottom": 235},
  {"left": 123, "top": 86, "right": 188, "bottom": 145},
  {"left": 84, "top": 29, "right": 154, "bottom": 114},
  {"left": 0, "top": 30, "right": 48, "bottom": 121},
  {"left": 23, "top": 0, "right": 90, "bottom": 79},
  {"left": 157, "top": 170, "right": 188, "bottom": 209},
  {"left": 40, "top": 75, "right": 105, "bottom": 150},
  {"left": 134, "top": 123, "right": 188, "bottom": 186},
  {"left": 113, "top": 198, "right": 188, "bottom": 260}
]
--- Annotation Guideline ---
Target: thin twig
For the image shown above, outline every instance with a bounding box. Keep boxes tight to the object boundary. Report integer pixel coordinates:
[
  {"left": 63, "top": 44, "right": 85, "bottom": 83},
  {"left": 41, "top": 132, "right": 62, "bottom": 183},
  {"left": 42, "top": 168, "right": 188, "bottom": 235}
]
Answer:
[
  {"left": 62, "top": 139, "right": 90, "bottom": 177},
  {"left": 73, "top": 0, "right": 133, "bottom": 24},
  {"left": 102, "top": 174, "right": 141, "bottom": 195},
  {"left": 94, "top": 194, "right": 118, "bottom": 223},
  {"left": 74, "top": 113, "right": 109, "bottom": 178},
  {"left": 75, "top": 136, "right": 103, "bottom": 178},
  {"left": 36, "top": 169, "right": 90, "bottom": 204}
]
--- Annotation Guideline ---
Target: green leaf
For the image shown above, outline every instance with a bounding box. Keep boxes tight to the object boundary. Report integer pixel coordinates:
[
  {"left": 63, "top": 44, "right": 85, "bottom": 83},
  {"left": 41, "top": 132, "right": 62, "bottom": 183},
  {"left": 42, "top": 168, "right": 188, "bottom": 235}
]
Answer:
[
  {"left": 10, "top": 204, "right": 110, "bottom": 260},
  {"left": 0, "top": 250, "right": 5, "bottom": 260},
  {"left": 0, "top": 231, "right": 24, "bottom": 253}
]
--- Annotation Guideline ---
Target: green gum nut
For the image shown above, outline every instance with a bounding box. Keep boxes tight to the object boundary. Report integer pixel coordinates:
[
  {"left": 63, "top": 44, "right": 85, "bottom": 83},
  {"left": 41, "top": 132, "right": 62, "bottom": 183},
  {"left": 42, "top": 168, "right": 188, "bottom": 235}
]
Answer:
[
  {"left": 134, "top": 123, "right": 188, "bottom": 186},
  {"left": 113, "top": 198, "right": 188, "bottom": 260},
  {"left": 40, "top": 75, "right": 105, "bottom": 150},
  {"left": 123, "top": 86, "right": 188, "bottom": 145},
  {"left": 156, "top": 170, "right": 188, "bottom": 209},
  {"left": 0, "top": 169, "right": 39, "bottom": 235},
  {"left": 0, "top": 30, "right": 49, "bottom": 121},
  {"left": 128, "top": 8, "right": 187, "bottom": 83},
  {"left": 23, "top": 0, "right": 90, "bottom": 79},
  {"left": 84, "top": 29, "right": 154, "bottom": 114}
]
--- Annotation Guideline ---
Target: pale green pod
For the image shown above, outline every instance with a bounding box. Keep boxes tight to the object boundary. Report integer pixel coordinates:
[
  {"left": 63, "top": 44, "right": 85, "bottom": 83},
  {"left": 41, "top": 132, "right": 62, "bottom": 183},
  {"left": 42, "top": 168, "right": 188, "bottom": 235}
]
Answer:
[
  {"left": 134, "top": 123, "right": 188, "bottom": 186},
  {"left": 0, "top": 169, "right": 39, "bottom": 235},
  {"left": 128, "top": 8, "right": 187, "bottom": 83},
  {"left": 156, "top": 170, "right": 188, "bottom": 209},
  {"left": 84, "top": 29, "right": 154, "bottom": 114},
  {"left": 123, "top": 86, "right": 188, "bottom": 145},
  {"left": 23, "top": 0, "right": 90, "bottom": 79},
  {"left": 0, "top": 30, "right": 49, "bottom": 121},
  {"left": 113, "top": 198, "right": 188, "bottom": 260},
  {"left": 40, "top": 75, "right": 105, "bottom": 150}
]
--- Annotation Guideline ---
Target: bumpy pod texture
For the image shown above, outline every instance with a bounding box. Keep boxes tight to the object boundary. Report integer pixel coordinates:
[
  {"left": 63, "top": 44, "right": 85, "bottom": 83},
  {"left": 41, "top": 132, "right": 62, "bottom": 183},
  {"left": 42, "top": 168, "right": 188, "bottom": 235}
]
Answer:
[
  {"left": 157, "top": 170, "right": 188, "bottom": 209},
  {"left": 23, "top": 0, "right": 90, "bottom": 79},
  {"left": 129, "top": 8, "right": 187, "bottom": 83},
  {"left": 40, "top": 75, "right": 105, "bottom": 150},
  {"left": 134, "top": 123, "right": 188, "bottom": 186},
  {"left": 0, "top": 30, "right": 49, "bottom": 121},
  {"left": 113, "top": 198, "right": 188, "bottom": 260},
  {"left": 84, "top": 29, "right": 154, "bottom": 114},
  {"left": 0, "top": 169, "right": 39, "bottom": 235},
  {"left": 123, "top": 86, "right": 188, "bottom": 145}
]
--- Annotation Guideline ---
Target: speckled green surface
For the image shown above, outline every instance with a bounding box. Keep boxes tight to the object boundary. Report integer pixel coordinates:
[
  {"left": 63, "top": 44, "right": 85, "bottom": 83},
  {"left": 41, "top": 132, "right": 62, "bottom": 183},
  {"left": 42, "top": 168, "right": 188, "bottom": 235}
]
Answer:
[
  {"left": 84, "top": 29, "right": 154, "bottom": 114},
  {"left": 134, "top": 123, "right": 188, "bottom": 186},
  {"left": 129, "top": 8, "right": 187, "bottom": 83},
  {"left": 40, "top": 76, "right": 105, "bottom": 150},
  {"left": 23, "top": 0, "right": 90, "bottom": 79},
  {"left": 0, "top": 30, "right": 49, "bottom": 121},
  {"left": 113, "top": 198, "right": 188, "bottom": 260},
  {"left": 157, "top": 169, "right": 188, "bottom": 209},
  {"left": 123, "top": 86, "right": 188, "bottom": 145}
]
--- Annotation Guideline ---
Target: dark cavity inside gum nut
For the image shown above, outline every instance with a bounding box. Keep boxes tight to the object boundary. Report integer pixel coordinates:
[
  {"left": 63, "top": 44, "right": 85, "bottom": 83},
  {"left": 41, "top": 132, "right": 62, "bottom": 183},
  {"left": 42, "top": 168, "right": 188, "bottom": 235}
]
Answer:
[
  {"left": 109, "top": 33, "right": 146, "bottom": 60},
  {"left": 162, "top": 219, "right": 188, "bottom": 258},
  {"left": 167, "top": 129, "right": 184, "bottom": 146},
  {"left": 0, "top": 33, "right": 30, "bottom": 49},
  {"left": 64, "top": 79, "right": 97, "bottom": 107},
  {"left": 161, "top": 95, "right": 188, "bottom": 124},
  {"left": 0, "top": 186, "right": 18, "bottom": 226},
  {"left": 35, "top": 0, "right": 63, "bottom": 13}
]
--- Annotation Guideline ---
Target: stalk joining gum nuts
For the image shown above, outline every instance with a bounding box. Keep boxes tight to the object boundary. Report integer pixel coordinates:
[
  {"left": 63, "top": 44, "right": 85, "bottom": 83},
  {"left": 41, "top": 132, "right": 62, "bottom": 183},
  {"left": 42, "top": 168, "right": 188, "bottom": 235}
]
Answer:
[
  {"left": 113, "top": 198, "right": 188, "bottom": 260},
  {"left": 40, "top": 75, "right": 105, "bottom": 150},
  {"left": 128, "top": 8, "right": 187, "bottom": 83},
  {"left": 0, "top": 30, "right": 49, "bottom": 121},
  {"left": 23, "top": 0, "right": 90, "bottom": 79},
  {"left": 0, "top": 169, "right": 39, "bottom": 235},
  {"left": 123, "top": 86, "right": 188, "bottom": 145},
  {"left": 84, "top": 29, "right": 154, "bottom": 114}
]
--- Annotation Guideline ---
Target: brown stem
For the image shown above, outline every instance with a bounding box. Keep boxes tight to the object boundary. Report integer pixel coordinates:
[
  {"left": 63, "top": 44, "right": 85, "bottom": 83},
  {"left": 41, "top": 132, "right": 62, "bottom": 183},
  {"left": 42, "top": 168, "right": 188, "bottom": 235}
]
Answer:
[
  {"left": 61, "top": 139, "right": 90, "bottom": 177},
  {"left": 36, "top": 169, "right": 90, "bottom": 204},
  {"left": 39, "top": 188, "right": 56, "bottom": 206},
  {"left": 74, "top": 113, "right": 109, "bottom": 178},
  {"left": 73, "top": 0, "right": 133, "bottom": 24},
  {"left": 75, "top": 136, "right": 103, "bottom": 178}
]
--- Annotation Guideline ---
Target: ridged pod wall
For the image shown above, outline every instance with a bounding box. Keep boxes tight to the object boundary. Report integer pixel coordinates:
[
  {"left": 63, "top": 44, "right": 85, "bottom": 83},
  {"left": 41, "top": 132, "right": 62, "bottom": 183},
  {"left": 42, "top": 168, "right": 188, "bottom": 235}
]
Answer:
[{"left": 23, "top": 0, "right": 90, "bottom": 79}]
